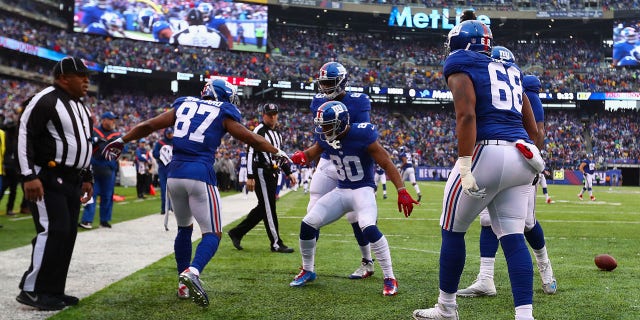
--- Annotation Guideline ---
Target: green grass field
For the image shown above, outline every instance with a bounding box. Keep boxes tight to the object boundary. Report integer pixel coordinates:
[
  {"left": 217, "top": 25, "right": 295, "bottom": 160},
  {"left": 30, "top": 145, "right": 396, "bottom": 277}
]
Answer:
[{"left": 2, "top": 183, "right": 639, "bottom": 319}]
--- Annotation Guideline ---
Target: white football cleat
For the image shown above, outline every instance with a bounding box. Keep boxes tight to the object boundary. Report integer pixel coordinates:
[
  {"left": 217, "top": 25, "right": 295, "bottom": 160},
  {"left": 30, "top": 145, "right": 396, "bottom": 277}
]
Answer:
[
  {"left": 177, "top": 280, "right": 190, "bottom": 299},
  {"left": 349, "top": 258, "right": 374, "bottom": 279},
  {"left": 538, "top": 259, "right": 557, "bottom": 294},
  {"left": 412, "top": 303, "right": 459, "bottom": 320},
  {"left": 456, "top": 277, "right": 496, "bottom": 297}
]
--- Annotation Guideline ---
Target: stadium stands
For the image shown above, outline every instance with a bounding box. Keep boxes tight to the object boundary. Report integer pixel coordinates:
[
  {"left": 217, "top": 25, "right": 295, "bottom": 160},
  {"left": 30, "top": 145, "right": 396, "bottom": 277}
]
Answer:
[
  {"left": 2, "top": 11, "right": 639, "bottom": 92},
  {"left": 1, "top": 8, "right": 639, "bottom": 170}
]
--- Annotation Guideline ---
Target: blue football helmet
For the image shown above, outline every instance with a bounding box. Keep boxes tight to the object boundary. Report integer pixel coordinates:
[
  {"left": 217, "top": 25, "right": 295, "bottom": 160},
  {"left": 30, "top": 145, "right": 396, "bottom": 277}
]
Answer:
[
  {"left": 137, "top": 8, "right": 156, "bottom": 33},
  {"left": 491, "top": 46, "right": 515, "bottom": 63},
  {"left": 447, "top": 20, "right": 493, "bottom": 55},
  {"left": 314, "top": 101, "right": 350, "bottom": 144},
  {"left": 523, "top": 75, "right": 542, "bottom": 92},
  {"left": 317, "top": 62, "right": 348, "bottom": 100},
  {"left": 201, "top": 79, "right": 240, "bottom": 105},
  {"left": 101, "top": 12, "right": 123, "bottom": 33},
  {"left": 197, "top": 3, "right": 213, "bottom": 22}
]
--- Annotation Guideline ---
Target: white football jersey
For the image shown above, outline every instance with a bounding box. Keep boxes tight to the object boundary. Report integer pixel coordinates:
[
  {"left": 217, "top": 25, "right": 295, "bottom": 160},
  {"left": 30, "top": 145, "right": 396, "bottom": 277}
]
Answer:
[{"left": 171, "top": 25, "right": 223, "bottom": 48}]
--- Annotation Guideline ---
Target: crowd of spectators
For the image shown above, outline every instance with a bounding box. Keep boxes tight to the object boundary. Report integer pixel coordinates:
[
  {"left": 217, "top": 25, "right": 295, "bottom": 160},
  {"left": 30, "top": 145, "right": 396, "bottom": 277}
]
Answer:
[
  {"left": 590, "top": 110, "right": 640, "bottom": 164},
  {"left": 344, "top": 0, "right": 639, "bottom": 11},
  {"left": 2, "top": 9, "right": 640, "bottom": 173},
  {"left": 2, "top": 11, "right": 640, "bottom": 93},
  {"left": 2, "top": 76, "right": 638, "bottom": 173}
]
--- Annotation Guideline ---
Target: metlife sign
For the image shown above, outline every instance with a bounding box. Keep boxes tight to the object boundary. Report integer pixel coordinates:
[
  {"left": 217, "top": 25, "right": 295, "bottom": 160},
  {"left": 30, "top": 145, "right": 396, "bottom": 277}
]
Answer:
[{"left": 388, "top": 7, "right": 491, "bottom": 29}]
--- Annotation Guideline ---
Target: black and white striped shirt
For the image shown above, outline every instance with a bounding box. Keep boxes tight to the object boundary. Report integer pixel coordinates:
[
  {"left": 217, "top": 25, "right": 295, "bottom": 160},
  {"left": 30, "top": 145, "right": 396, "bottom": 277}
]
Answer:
[
  {"left": 18, "top": 85, "right": 93, "bottom": 179},
  {"left": 247, "top": 122, "right": 291, "bottom": 177}
]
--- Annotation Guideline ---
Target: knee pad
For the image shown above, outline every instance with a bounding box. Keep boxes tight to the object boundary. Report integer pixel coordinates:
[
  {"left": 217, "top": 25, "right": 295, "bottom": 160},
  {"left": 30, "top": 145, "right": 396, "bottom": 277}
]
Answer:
[
  {"left": 300, "top": 221, "right": 318, "bottom": 240},
  {"left": 362, "top": 225, "right": 383, "bottom": 243}
]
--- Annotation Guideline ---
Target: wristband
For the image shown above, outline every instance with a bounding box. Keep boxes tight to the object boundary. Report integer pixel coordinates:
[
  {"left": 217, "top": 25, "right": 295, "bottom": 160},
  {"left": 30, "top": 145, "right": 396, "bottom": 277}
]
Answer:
[{"left": 397, "top": 187, "right": 406, "bottom": 192}]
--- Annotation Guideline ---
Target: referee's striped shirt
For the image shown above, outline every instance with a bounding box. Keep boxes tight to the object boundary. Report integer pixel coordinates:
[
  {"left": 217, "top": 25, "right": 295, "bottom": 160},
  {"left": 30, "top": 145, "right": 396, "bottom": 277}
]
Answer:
[
  {"left": 247, "top": 122, "right": 290, "bottom": 176},
  {"left": 18, "top": 85, "right": 93, "bottom": 177}
]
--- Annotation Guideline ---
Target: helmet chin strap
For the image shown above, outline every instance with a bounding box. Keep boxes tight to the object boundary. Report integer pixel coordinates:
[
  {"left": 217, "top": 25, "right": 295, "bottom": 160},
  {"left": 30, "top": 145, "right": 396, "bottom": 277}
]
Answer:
[{"left": 328, "top": 139, "right": 342, "bottom": 150}]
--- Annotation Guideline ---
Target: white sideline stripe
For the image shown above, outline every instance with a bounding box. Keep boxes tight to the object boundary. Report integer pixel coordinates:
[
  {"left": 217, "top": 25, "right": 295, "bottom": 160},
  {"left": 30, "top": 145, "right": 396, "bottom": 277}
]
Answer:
[{"left": 0, "top": 192, "right": 264, "bottom": 320}]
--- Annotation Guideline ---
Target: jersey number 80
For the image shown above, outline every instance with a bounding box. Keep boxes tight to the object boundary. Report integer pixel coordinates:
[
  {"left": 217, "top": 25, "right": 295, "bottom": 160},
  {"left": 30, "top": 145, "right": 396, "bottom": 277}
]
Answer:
[{"left": 329, "top": 155, "right": 364, "bottom": 182}]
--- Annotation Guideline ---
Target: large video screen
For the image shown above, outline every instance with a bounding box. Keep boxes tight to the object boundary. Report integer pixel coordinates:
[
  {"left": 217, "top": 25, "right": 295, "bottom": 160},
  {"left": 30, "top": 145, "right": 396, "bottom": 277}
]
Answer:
[
  {"left": 74, "top": 0, "right": 268, "bottom": 53},
  {"left": 613, "top": 19, "right": 639, "bottom": 68}
]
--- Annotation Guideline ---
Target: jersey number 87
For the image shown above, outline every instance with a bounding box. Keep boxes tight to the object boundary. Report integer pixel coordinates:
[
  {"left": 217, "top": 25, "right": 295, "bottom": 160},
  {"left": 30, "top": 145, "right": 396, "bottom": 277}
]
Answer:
[{"left": 174, "top": 101, "right": 222, "bottom": 143}]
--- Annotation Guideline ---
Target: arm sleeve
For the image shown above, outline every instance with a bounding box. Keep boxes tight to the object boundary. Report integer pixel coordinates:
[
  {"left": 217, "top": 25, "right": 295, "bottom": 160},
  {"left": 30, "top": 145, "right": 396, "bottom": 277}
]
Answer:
[{"left": 152, "top": 143, "right": 161, "bottom": 160}]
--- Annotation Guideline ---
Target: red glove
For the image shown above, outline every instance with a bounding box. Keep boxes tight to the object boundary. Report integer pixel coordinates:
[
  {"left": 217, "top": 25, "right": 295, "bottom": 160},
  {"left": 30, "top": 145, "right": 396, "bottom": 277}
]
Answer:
[
  {"left": 291, "top": 150, "right": 307, "bottom": 165},
  {"left": 397, "top": 188, "right": 419, "bottom": 217}
]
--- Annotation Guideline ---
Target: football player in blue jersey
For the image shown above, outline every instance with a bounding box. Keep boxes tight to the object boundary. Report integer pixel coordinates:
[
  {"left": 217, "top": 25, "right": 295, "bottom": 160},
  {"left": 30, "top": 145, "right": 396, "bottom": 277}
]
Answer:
[
  {"left": 79, "top": 0, "right": 108, "bottom": 28},
  {"left": 289, "top": 101, "right": 418, "bottom": 296},
  {"left": 85, "top": 12, "right": 125, "bottom": 38},
  {"left": 412, "top": 21, "right": 540, "bottom": 320},
  {"left": 612, "top": 27, "right": 638, "bottom": 66},
  {"left": 152, "top": 127, "right": 174, "bottom": 215},
  {"left": 299, "top": 163, "right": 312, "bottom": 194},
  {"left": 152, "top": 18, "right": 173, "bottom": 43},
  {"left": 578, "top": 153, "right": 597, "bottom": 201},
  {"left": 137, "top": 8, "right": 157, "bottom": 33},
  {"left": 398, "top": 146, "right": 422, "bottom": 201},
  {"left": 456, "top": 46, "right": 557, "bottom": 300},
  {"left": 616, "top": 46, "right": 640, "bottom": 67},
  {"left": 202, "top": 6, "right": 234, "bottom": 50},
  {"left": 374, "top": 164, "right": 387, "bottom": 199},
  {"left": 308, "top": 61, "right": 381, "bottom": 279},
  {"left": 102, "top": 79, "right": 290, "bottom": 307},
  {"left": 238, "top": 150, "right": 249, "bottom": 198}
]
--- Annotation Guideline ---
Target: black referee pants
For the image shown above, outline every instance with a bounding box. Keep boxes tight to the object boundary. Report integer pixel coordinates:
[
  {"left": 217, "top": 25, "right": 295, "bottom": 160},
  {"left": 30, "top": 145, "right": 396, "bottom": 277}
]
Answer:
[
  {"left": 229, "top": 168, "right": 286, "bottom": 250},
  {"left": 19, "top": 168, "right": 82, "bottom": 295}
]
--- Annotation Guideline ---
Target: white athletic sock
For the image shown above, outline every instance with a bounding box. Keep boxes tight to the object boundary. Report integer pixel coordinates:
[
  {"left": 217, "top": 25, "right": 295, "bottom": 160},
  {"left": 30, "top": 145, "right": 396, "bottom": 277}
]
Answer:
[
  {"left": 533, "top": 246, "right": 549, "bottom": 267},
  {"left": 300, "top": 239, "right": 316, "bottom": 272},
  {"left": 478, "top": 257, "right": 495, "bottom": 280},
  {"left": 188, "top": 266, "right": 200, "bottom": 277},
  {"left": 438, "top": 289, "right": 456, "bottom": 304},
  {"left": 360, "top": 245, "right": 373, "bottom": 262},
  {"left": 414, "top": 183, "right": 421, "bottom": 194},
  {"left": 515, "top": 304, "right": 534, "bottom": 320},
  {"left": 370, "top": 236, "right": 394, "bottom": 279}
]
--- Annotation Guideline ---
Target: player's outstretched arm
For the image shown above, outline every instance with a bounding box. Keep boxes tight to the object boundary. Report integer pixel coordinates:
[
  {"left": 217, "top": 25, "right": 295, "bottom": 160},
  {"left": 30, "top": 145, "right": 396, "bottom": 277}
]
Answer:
[
  {"left": 291, "top": 143, "right": 323, "bottom": 165},
  {"left": 103, "top": 110, "right": 175, "bottom": 161},
  {"left": 368, "top": 141, "right": 418, "bottom": 217},
  {"left": 225, "top": 118, "right": 283, "bottom": 157}
]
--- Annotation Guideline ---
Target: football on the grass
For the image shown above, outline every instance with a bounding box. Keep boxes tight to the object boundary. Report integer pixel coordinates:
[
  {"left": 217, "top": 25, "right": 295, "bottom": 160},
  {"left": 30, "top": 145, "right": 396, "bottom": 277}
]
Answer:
[{"left": 594, "top": 254, "right": 617, "bottom": 271}]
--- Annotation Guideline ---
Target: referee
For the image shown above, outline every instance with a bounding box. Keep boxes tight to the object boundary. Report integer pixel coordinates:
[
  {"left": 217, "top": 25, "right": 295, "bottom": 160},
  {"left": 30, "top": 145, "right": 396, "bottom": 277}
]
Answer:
[
  {"left": 228, "top": 103, "right": 297, "bottom": 253},
  {"left": 16, "top": 56, "right": 95, "bottom": 311}
]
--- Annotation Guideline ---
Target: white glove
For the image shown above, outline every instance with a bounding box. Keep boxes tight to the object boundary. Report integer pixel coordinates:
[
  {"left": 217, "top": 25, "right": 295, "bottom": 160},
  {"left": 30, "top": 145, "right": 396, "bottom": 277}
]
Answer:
[
  {"left": 273, "top": 148, "right": 292, "bottom": 163},
  {"left": 458, "top": 156, "right": 486, "bottom": 199}
]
